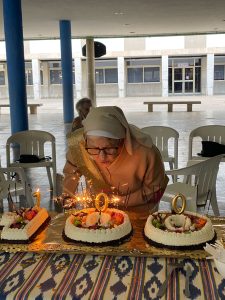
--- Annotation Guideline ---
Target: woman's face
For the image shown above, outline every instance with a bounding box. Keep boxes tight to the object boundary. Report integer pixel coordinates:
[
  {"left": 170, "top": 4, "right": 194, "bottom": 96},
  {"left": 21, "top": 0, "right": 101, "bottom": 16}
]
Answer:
[{"left": 86, "top": 136, "right": 123, "bottom": 167}]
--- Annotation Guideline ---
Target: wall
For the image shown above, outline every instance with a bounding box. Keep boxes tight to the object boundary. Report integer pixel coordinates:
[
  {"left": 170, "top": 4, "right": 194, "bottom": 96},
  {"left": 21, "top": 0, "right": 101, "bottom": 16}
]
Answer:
[{"left": 126, "top": 83, "right": 161, "bottom": 97}]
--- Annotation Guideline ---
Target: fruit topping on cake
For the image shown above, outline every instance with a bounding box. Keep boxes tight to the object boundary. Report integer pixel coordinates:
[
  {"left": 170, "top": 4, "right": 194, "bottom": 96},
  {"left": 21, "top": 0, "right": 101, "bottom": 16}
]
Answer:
[
  {"left": 151, "top": 212, "right": 207, "bottom": 233},
  {"left": 8, "top": 207, "right": 39, "bottom": 229},
  {"left": 72, "top": 209, "right": 124, "bottom": 229}
]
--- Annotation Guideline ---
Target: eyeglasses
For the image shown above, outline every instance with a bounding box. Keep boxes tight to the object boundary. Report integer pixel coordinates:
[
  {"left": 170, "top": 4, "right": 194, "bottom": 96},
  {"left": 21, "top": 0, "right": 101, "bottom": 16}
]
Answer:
[{"left": 85, "top": 147, "right": 119, "bottom": 155}]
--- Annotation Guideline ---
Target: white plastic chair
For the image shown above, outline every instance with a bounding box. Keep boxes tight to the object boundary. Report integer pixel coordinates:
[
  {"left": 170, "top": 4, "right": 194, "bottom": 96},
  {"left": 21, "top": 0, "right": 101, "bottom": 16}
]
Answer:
[
  {"left": 188, "top": 125, "right": 225, "bottom": 161},
  {"left": 0, "top": 166, "right": 34, "bottom": 208},
  {"left": 141, "top": 126, "right": 179, "bottom": 170},
  {"left": 161, "top": 155, "right": 222, "bottom": 216},
  {"left": 6, "top": 130, "right": 57, "bottom": 196}
]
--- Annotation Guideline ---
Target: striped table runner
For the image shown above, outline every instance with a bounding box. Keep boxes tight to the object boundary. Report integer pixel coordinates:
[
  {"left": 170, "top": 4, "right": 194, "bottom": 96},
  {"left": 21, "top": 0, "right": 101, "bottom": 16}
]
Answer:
[{"left": 0, "top": 252, "right": 224, "bottom": 299}]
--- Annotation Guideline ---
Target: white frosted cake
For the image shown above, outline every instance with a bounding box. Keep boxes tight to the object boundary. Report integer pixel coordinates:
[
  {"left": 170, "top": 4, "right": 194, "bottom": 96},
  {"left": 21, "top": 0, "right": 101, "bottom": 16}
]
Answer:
[
  {"left": 0, "top": 212, "right": 18, "bottom": 227},
  {"left": 0, "top": 207, "right": 49, "bottom": 242},
  {"left": 64, "top": 208, "right": 132, "bottom": 244},
  {"left": 144, "top": 211, "right": 216, "bottom": 249}
]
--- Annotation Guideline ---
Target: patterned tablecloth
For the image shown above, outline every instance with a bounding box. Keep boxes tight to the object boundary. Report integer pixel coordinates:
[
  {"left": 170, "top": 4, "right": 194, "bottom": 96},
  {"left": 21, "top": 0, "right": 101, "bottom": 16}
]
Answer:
[{"left": 0, "top": 252, "right": 225, "bottom": 300}]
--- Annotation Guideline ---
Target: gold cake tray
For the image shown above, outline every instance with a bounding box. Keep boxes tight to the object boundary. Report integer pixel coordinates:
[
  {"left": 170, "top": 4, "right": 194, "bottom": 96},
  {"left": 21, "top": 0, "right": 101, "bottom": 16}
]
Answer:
[{"left": 0, "top": 208, "right": 225, "bottom": 259}]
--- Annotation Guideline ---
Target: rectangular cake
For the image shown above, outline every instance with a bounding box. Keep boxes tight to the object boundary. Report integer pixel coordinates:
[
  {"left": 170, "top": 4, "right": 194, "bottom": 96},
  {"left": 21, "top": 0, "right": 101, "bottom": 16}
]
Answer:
[{"left": 0, "top": 207, "right": 49, "bottom": 242}]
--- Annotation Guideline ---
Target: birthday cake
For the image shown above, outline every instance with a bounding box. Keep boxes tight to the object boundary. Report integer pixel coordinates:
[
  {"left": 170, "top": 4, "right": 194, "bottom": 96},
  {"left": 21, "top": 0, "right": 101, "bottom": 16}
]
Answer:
[
  {"left": 63, "top": 192, "right": 132, "bottom": 244},
  {"left": 144, "top": 210, "right": 216, "bottom": 250},
  {"left": 0, "top": 207, "right": 50, "bottom": 242},
  {"left": 64, "top": 207, "right": 132, "bottom": 244}
]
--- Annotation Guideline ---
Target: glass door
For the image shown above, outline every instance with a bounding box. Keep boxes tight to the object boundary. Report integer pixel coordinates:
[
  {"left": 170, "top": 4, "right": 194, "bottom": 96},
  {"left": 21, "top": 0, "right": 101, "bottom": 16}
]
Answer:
[
  {"left": 172, "top": 67, "right": 194, "bottom": 94},
  {"left": 174, "top": 68, "right": 183, "bottom": 93},
  {"left": 184, "top": 67, "right": 194, "bottom": 93}
]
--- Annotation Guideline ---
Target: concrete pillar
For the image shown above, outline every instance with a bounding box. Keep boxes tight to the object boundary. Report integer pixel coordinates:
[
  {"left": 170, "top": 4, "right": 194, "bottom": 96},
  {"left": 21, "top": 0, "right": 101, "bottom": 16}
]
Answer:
[
  {"left": 206, "top": 53, "right": 214, "bottom": 96},
  {"left": 161, "top": 55, "right": 168, "bottom": 97},
  {"left": 59, "top": 20, "right": 74, "bottom": 123},
  {"left": 32, "top": 58, "right": 41, "bottom": 100},
  {"left": 118, "top": 57, "right": 125, "bottom": 98},
  {"left": 86, "top": 38, "right": 96, "bottom": 106},
  {"left": 3, "top": 0, "right": 28, "bottom": 133},
  {"left": 74, "top": 57, "right": 82, "bottom": 99}
]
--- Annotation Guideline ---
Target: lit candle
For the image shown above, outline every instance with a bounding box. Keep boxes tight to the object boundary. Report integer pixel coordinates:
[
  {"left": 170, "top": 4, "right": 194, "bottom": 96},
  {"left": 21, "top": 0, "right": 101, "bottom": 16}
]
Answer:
[{"left": 33, "top": 188, "right": 41, "bottom": 207}]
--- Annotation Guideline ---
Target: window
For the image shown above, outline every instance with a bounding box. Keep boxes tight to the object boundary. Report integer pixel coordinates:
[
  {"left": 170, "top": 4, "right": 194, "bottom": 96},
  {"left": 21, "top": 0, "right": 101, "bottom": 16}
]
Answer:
[
  {"left": 169, "top": 57, "right": 201, "bottom": 67},
  {"left": 0, "top": 63, "right": 5, "bottom": 85},
  {"left": 95, "top": 69, "right": 104, "bottom": 84},
  {"left": 126, "top": 58, "right": 160, "bottom": 83},
  {"left": 128, "top": 68, "right": 143, "bottom": 83},
  {"left": 144, "top": 67, "right": 160, "bottom": 82},
  {"left": 0, "top": 71, "right": 5, "bottom": 85},
  {"left": 25, "top": 62, "right": 33, "bottom": 85},
  {"left": 95, "top": 68, "right": 118, "bottom": 84},
  {"left": 94, "top": 59, "right": 118, "bottom": 84},
  {"left": 49, "top": 61, "right": 62, "bottom": 84},
  {"left": 214, "top": 65, "right": 224, "bottom": 80},
  {"left": 50, "top": 70, "right": 62, "bottom": 84},
  {"left": 48, "top": 61, "right": 75, "bottom": 84},
  {"left": 128, "top": 67, "right": 160, "bottom": 83},
  {"left": 105, "top": 68, "right": 118, "bottom": 83},
  {"left": 40, "top": 70, "right": 44, "bottom": 85}
]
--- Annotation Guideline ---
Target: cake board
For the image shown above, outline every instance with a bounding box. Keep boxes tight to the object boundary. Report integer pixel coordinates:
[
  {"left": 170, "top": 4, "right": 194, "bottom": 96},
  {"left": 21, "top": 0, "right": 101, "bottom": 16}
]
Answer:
[{"left": 0, "top": 208, "right": 224, "bottom": 259}]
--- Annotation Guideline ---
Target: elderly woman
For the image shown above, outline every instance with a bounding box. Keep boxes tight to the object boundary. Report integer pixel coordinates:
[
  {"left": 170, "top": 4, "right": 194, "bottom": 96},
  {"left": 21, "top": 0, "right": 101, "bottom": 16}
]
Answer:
[{"left": 63, "top": 106, "right": 168, "bottom": 210}]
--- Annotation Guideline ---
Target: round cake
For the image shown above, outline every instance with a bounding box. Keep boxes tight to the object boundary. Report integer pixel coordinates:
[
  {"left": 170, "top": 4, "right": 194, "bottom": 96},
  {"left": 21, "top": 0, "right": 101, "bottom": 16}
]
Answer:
[
  {"left": 64, "top": 207, "right": 132, "bottom": 244},
  {"left": 144, "top": 211, "right": 216, "bottom": 250}
]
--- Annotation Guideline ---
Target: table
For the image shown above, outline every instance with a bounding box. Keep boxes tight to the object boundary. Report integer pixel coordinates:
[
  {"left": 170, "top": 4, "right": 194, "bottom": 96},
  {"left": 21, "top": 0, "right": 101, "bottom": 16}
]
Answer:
[
  {"left": 143, "top": 101, "right": 201, "bottom": 112},
  {"left": 0, "top": 252, "right": 224, "bottom": 299}
]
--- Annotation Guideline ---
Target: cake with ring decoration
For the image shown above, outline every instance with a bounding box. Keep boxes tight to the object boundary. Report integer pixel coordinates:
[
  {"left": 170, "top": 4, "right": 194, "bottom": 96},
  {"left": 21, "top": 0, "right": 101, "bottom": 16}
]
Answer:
[
  {"left": 144, "top": 193, "right": 216, "bottom": 250},
  {"left": 63, "top": 193, "right": 132, "bottom": 244}
]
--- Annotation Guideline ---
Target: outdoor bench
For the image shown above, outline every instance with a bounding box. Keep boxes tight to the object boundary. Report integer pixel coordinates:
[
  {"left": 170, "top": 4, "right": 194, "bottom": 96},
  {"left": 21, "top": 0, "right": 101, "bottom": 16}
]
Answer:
[
  {"left": 143, "top": 101, "right": 201, "bottom": 112},
  {"left": 0, "top": 103, "right": 43, "bottom": 114}
]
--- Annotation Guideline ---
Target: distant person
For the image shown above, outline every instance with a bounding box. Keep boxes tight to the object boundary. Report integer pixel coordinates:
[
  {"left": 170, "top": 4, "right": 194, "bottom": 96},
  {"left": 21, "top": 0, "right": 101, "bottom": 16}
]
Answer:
[
  {"left": 63, "top": 106, "right": 169, "bottom": 210},
  {"left": 71, "top": 98, "right": 92, "bottom": 132}
]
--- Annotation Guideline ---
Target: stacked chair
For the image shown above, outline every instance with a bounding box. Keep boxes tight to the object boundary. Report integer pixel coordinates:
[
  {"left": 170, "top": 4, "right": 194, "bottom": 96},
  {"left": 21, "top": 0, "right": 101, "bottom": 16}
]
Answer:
[{"left": 6, "top": 130, "right": 57, "bottom": 197}]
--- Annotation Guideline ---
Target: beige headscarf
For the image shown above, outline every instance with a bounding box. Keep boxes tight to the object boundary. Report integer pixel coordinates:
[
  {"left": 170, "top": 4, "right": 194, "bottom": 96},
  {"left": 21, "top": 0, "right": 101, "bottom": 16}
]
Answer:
[{"left": 82, "top": 106, "right": 153, "bottom": 155}]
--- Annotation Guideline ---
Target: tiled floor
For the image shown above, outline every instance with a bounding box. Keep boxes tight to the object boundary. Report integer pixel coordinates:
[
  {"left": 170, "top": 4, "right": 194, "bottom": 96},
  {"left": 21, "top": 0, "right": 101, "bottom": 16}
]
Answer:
[{"left": 0, "top": 95, "right": 225, "bottom": 215}]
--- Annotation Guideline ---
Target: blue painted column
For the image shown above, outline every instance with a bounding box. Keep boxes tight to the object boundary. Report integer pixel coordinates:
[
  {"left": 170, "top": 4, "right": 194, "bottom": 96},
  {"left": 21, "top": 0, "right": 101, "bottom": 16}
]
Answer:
[
  {"left": 3, "top": 0, "right": 28, "bottom": 133},
  {"left": 59, "top": 20, "right": 74, "bottom": 123}
]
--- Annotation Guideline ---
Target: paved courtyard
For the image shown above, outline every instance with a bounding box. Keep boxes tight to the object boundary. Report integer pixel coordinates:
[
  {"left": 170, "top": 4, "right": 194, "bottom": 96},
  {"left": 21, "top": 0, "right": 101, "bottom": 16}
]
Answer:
[{"left": 0, "top": 95, "right": 225, "bottom": 215}]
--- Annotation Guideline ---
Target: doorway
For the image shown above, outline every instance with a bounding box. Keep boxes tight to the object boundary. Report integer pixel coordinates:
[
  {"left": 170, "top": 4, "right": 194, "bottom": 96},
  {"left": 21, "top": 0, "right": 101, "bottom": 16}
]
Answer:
[
  {"left": 173, "top": 67, "right": 194, "bottom": 93},
  {"left": 168, "top": 58, "right": 201, "bottom": 95}
]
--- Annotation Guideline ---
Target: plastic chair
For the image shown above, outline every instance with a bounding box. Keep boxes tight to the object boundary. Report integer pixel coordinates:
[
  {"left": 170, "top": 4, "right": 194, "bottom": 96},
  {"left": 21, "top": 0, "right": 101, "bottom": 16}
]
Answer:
[
  {"left": 6, "top": 130, "right": 57, "bottom": 196},
  {"left": 0, "top": 166, "right": 34, "bottom": 208},
  {"left": 161, "top": 154, "right": 222, "bottom": 216},
  {"left": 188, "top": 125, "right": 225, "bottom": 161},
  {"left": 141, "top": 126, "right": 179, "bottom": 170}
]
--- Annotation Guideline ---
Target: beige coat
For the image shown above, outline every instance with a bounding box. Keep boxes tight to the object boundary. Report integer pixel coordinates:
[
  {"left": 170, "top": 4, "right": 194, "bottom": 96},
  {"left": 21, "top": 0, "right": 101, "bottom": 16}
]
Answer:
[{"left": 63, "top": 129, "right": 169, "bottom": 208}]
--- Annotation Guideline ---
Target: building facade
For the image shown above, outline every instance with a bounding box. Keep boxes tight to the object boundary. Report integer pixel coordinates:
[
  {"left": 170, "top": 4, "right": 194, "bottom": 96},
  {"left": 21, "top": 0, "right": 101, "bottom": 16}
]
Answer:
[{"left": 1, "top": 34, "right": 225, "bottom": 99}]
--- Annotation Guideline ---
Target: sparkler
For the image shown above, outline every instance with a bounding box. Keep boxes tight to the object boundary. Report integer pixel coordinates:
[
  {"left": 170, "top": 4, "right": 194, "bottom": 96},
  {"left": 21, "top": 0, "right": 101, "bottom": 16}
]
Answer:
[{"left": 54, "top": 178, "right": 125, "bottom": 211}]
